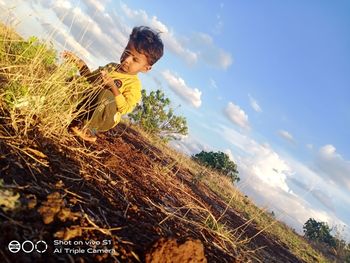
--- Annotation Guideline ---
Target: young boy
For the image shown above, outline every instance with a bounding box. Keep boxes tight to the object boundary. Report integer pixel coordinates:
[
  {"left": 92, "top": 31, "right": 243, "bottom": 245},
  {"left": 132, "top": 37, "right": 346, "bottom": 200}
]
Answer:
[{"left": 63, "top": 26, "right": 164, "bottom": 142}]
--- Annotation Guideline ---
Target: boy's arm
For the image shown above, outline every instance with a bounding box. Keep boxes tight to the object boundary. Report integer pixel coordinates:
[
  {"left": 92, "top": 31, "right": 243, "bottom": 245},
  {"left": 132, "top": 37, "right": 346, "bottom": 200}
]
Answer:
[
  {"left": 62, "top": 51, "right": 91, "bottom": 77},
  {"left": 101, "top": 71, "right": 140, "bottom": 114}
]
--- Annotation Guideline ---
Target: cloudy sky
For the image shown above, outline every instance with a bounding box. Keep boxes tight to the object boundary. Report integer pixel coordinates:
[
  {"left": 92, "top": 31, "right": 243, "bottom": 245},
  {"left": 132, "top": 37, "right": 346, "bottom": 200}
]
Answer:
[{"left": 1, "top": 0, "right": 349, "bottom": 240}]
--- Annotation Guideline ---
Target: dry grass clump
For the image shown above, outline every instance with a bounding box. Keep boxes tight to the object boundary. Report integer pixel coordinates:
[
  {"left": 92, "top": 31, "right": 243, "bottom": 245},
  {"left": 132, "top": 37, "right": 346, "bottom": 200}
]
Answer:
[{"left": 0, "top": 23, "right": 99, "bottom": 142}]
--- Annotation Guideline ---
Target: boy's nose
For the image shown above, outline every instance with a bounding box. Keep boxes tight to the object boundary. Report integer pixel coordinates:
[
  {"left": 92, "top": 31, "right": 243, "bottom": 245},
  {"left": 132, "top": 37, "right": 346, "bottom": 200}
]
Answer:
[
  {"left": 121, "top": 51, "right": 130, "bottom": 63},
  {"left": 125, "top": 56, "right": 132, "bottom": 63}
]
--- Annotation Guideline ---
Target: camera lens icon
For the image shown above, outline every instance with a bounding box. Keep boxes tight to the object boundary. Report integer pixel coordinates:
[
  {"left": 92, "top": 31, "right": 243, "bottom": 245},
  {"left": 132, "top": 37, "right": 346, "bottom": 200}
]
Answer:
[
  {"left": 8, "top": 240, "right": 21, "bottom": 253},
  {"left": 35, "top": 240, "right": 48, "bottom": 253},
  {"left": 21, "top": 240, "right": 35, "bottom": 253}
]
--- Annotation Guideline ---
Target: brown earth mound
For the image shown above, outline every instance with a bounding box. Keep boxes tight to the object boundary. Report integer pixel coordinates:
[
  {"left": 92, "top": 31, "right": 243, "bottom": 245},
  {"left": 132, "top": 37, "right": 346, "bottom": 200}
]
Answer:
[
  {"left": 0, "top": 123, "right": 305, "bottom": 262},
  {"left": 145, "top": 238, "right": 206, "bottom": 263}
]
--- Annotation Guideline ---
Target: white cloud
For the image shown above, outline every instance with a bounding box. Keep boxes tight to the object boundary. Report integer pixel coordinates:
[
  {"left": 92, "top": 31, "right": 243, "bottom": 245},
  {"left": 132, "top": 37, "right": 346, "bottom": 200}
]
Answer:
[
  {"left": 287, "top": 156, "right": 350, "bottom": 208},
  {"left": 274, "top": 154, "right": 350, "bottom": 236},
  {"left": 162, "top": 70, "right": 202, "bottom": 108},
  {"left": 320, "top": 144, "right": 336, "bottom": 156},
  {"left": 214, "top": 19, "right": 224, "bottom": 35},
  {"left": 218, "top": 125, "right": 292, "bottom": 192},
  {"left": 216, "top": 125, "right": 348, "bottom": 235},
  {"left": 239, "top": 146, "right": 292, "bottom": 193},
  {"left": 243, "top": 179, "right": 343, "bottom": 233},
  {"left": 209, "top": 78, "right": 218, "bottom": 89},
  {"left": 55, "top": 0, "right": 72, "bottom": 9},
  {"left": 193, "top": 32, "right": 232, "bottom": 69},
  {"left": 249, "top": 94, "right": 262, "bottom": 113},
  {"left": 310, "top": 189, "right": 335, "bottom": 212},
  {"left": 19, "top": 0, "right": 129, "bottom": 68},
  {"left": 47, "top": 1, "right": 126, "bottom": 62},
  {"left": 170, "top": 134, "right": 209, "bottom": 156},
  {"left": 316, "top": 144, "right": 350, "bottom": 191},
  {"left": 224, "top": 149, "right": 236, "bottom": 163},
  {"left": 306, "top": 144, "right": 313, "bottom": 150},
  {"left": 224, "top": 102, "right": 250, "bottom": 130},
  {"left": 162, "top": 32, "right": 198, "bottom": 65},
  {"left": 289, "top": 177, "right": 336, "bottom": 212},
  {"left": 84, "top": 0, "right": 108, "bottom": 13},
  {"left": 121, "top": 3, "right": 168, "bottom": 33},
  {"left": 46, "top": 23, "right": 91, "bottom": 60},
  {"left": 278, "top": 130, "right": 295, "bottom": 143}
]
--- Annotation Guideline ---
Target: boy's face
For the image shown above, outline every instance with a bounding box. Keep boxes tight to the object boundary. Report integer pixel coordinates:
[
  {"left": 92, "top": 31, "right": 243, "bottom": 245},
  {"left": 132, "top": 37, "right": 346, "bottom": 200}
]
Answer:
[{"left": 119, "top": 45, "right": 151, "bottom": 75}]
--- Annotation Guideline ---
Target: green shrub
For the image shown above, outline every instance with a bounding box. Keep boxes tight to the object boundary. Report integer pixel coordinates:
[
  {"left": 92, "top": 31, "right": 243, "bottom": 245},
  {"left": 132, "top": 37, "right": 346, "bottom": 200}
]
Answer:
[{"left": 3, "top": 36, "right": 56, "bottom": 67}]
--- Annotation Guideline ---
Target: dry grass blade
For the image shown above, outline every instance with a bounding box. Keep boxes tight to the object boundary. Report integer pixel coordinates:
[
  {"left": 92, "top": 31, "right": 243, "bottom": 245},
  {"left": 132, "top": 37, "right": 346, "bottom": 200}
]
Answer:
[{"left": 145, "top": 197, "right": 254, "bottom": 259}]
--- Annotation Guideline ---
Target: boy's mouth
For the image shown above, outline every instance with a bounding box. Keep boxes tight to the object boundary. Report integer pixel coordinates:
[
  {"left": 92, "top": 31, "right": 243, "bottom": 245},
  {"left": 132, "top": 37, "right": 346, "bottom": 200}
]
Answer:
[{"left": 120, "top": 63, "right": 128, "bottom": 72}]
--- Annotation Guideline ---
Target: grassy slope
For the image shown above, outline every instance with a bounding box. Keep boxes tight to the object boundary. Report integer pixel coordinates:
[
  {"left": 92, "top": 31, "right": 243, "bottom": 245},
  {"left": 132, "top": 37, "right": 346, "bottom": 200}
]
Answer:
[{"left": 0, "top": 24, "right": 330, "bottom": 262}]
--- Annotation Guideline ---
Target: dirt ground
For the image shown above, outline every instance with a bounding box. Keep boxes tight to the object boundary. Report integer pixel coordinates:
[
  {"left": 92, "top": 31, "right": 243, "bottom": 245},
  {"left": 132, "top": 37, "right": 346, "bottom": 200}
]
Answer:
[{"left": 0, "top": 123, "right": 306, "bottom": 262}]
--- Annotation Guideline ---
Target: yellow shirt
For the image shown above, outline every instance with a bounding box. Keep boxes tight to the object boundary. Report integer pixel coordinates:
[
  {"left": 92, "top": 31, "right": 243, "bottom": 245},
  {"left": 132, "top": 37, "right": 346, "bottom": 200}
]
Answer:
[{"left": 102, "top": 63, "right": 142, "bottom": 125}]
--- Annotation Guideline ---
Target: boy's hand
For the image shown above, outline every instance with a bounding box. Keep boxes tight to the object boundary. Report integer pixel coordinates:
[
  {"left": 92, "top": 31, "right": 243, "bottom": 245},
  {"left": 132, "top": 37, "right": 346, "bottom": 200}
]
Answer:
[
  {"left": 62, "top": 50, "right": 78, "bottom": 61},
  {"left": 101, "top": 70, "right": 121, "bottom": 96},
  {"left": 100, "top": 70, "right": 115, "bottom": 88},
  {"left": 62, "top": 50, "right": 90, "bottom": 76},
  {"left": 62, "top": 51, "right": 83, "bottom": 66}
]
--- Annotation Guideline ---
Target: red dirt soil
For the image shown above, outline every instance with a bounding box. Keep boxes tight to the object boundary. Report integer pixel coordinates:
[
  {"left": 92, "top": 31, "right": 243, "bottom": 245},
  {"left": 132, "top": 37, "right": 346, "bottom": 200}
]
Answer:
[
  {"left": 0, "top": 123, "right": 306, "bottom": 262},
  {"left": 145, "top": 238, "right": 206, "bottom": 263}
]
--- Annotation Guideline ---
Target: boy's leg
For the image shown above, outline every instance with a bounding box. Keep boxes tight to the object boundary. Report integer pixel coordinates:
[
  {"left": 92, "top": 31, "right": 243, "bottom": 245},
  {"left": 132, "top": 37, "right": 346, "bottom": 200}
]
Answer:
[
  {"left": 68, "top": 83, "right": 100, "bottom": 129},
  {"left": 84, "top": 89, "right": 117, "bottom": 132},
  {"left": 74, "top": 89, "right": 100, "bottom": 122},
  {"left": 71, "top": 126, "right": 97, "bottom": 143}
]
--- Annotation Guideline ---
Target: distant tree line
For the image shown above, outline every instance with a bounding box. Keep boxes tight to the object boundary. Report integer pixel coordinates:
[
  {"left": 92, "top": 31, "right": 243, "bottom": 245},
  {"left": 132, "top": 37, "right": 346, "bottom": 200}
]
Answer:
[
  {"left": 192, "top": 150, "right": 240, "bottom": 183},
  {"left": 303, "top": 218, "right": 350, "bottom": 262}
]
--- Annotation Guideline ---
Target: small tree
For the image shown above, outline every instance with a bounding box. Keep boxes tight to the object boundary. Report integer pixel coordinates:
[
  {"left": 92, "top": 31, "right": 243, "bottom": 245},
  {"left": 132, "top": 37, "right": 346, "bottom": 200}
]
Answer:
[
  {"left": 129, "top": 89, "right": 188, "bottom": 142},
  {"left": 192, "top": 151, "right": 240, "bottom": 183},
  {"left": 303, "top": 218, "right": 336, "bottom": 248}
]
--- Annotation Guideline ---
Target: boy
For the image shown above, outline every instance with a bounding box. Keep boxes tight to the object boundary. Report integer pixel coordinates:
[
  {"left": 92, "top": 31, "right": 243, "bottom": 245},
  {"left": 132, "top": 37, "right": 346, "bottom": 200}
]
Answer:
[{"left": 63, "top": 26, "right": 164, "bottom": 142}]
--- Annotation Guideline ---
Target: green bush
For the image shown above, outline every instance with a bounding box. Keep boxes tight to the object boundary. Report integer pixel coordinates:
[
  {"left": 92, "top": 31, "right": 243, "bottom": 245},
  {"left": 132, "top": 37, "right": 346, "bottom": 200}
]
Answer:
[
  {"left": 3, "top": 36, "right": 56, "bottom": 67},
  {"left": 192, "top": 151, "right": 240, "bottom": 183},
  {"left": 129, "top": 89, "right": 188, "bottom": 142},
  {"left": 303, "top": 218, "right": 336, "bottom": 247}
]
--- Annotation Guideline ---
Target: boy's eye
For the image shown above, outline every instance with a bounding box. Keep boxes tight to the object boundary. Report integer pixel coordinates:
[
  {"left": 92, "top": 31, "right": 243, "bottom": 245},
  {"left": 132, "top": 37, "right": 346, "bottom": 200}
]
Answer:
[{"left": 124, "top": 50, "right": 132, "bottom": 56}]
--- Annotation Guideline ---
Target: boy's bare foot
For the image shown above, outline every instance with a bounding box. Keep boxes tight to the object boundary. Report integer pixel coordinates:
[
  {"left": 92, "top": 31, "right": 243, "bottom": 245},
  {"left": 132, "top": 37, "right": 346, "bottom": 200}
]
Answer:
[{"left": 71, "top": 126, "right": 97, "bottom": 143}]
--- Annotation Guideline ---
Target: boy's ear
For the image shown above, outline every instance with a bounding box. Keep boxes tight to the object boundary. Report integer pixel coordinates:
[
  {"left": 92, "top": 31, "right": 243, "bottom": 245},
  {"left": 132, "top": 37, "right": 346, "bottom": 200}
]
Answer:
[{"left": 142, "top": 65, "right": 152, "bottom": 73}]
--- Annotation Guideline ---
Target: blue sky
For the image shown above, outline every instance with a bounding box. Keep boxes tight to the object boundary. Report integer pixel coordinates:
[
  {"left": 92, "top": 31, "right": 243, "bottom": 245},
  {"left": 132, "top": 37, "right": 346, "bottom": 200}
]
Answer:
[{"left": 1, "top": 0, "right": 349, "bottom": 240}]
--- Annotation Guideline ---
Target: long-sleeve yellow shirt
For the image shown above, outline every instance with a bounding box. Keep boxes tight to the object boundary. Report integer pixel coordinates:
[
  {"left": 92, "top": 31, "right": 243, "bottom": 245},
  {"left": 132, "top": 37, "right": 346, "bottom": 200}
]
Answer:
[{"left": 102, "top": 64, "right": 142, "bottom": 125}]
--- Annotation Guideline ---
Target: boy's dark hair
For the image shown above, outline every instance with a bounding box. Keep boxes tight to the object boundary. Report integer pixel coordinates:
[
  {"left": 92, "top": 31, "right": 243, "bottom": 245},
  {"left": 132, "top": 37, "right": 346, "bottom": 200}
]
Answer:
[{"left": 128, "top": 26, "right": 164, "bottom": 66}]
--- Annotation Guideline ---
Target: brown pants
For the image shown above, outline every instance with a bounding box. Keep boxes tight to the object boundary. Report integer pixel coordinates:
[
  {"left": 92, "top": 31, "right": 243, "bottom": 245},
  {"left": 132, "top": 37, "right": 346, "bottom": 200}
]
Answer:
[{"left": 84, "top": 89, "right": 117, "bottom": 132}]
